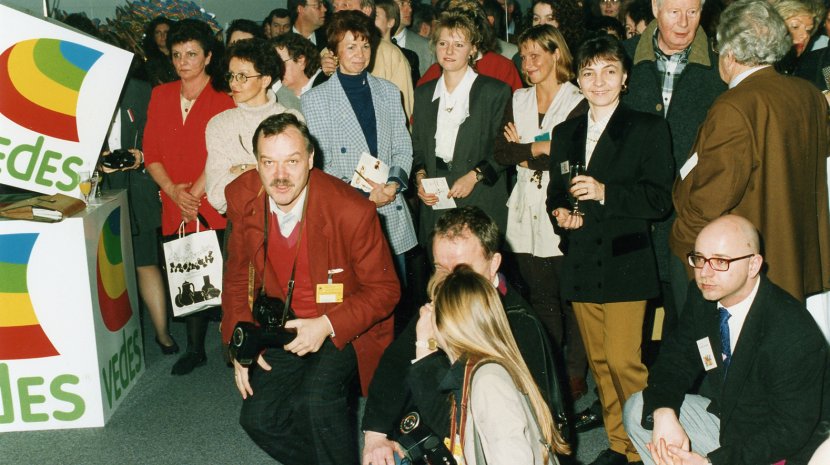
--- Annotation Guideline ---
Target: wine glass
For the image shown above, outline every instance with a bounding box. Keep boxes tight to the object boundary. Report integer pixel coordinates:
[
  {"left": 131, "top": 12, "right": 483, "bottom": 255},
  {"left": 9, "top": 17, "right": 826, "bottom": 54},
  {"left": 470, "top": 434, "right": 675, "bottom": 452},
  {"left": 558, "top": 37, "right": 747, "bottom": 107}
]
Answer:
[
  {"left": 569, "top": 162, "right": 585, "bottom": 216},
  {"left": 78, "top": 170, "right": 92, "bottom": 204}
]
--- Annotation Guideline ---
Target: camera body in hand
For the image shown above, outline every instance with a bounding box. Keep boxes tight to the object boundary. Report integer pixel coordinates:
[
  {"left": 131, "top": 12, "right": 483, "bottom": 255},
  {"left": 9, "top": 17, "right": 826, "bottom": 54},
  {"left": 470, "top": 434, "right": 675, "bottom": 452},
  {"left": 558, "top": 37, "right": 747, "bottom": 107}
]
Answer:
[
  {"left": 396, "top": 411, "right": 456, "bottom": 465},
  {"left": 101, "top": 148, "right": 136, "bottom": 169},
  {"left": 229, "top": 293, "right": 297, "bottom": 366}
]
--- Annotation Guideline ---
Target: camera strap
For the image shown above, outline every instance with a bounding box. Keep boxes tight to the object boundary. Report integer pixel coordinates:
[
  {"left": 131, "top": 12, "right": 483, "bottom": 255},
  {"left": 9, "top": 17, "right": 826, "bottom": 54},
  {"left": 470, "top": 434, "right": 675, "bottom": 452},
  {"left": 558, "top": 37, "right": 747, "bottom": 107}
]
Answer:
[{"left": 260, "top": 185, "right": 310, "bottom": 323}]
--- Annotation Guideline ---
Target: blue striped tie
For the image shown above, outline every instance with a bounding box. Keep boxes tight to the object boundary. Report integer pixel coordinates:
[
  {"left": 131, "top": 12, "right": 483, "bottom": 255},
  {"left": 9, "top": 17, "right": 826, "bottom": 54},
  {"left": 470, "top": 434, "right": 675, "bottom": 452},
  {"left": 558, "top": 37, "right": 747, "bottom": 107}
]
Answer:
[{"left": 718, "top": 307, "right": 732, "bottom": 373}]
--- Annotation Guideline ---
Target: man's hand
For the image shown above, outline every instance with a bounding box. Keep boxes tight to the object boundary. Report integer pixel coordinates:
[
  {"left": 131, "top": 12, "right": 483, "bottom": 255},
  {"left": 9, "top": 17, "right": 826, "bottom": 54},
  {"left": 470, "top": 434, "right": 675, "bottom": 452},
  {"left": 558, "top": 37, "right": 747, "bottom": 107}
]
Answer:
[
  {"left": 648, "top": 408, "right": 691, "bottom": 464},
  {"left": 284, "top": 317, "right": 332, "bottom": 356},
  {"left": 362, "top": 431, "right": 404, "bottom": 465},
  {"left": 232, "top": 355, "right": 271, "bottom": 399}
]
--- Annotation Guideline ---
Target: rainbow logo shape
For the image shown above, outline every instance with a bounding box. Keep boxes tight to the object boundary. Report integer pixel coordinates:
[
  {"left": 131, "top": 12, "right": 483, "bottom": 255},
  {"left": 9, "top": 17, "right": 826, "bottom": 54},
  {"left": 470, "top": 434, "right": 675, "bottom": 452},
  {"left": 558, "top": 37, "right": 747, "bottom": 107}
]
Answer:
[
  {"left": 0, "top": 233, "right": 60, "bottom": 360},
  {"left": 0, "top": 38, "right": 103, "bottom": 142},
  {"left": 97, "top": 208, "right": 133, "bottom": 332}
]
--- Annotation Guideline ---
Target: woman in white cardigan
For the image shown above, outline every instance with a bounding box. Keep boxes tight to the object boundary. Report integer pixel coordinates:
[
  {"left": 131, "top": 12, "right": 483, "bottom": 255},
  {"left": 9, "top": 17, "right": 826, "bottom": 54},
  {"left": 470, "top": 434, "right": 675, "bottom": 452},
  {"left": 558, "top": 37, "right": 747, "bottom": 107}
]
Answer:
[
  {"left": 428, "top": 266, "right": 570, "bottom": 465},
  {"left": 205, "top": 38, "right": 303, "bottom": 214},
  {"left": 494, "top": 24, "right": 588, "bottom": 398}
]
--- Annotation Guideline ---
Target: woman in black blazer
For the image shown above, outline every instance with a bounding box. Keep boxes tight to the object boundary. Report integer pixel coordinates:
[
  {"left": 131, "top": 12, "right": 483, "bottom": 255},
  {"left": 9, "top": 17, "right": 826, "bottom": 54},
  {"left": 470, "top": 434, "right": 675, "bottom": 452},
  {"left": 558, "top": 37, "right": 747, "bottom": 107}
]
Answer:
[
  {"left": 412, "top": 9, "right": 511, "bottom": 247},
  {"left": 545, "top": 35, "right": 674, "bottom": 465}
]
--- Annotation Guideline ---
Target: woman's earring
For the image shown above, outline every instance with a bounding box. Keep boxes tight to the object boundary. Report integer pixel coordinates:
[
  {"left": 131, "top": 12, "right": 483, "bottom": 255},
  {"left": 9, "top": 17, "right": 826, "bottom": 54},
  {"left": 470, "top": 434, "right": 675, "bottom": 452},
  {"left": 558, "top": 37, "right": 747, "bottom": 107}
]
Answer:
[{"left": 621, "top": 83, "right": 628, "bottom": 93}]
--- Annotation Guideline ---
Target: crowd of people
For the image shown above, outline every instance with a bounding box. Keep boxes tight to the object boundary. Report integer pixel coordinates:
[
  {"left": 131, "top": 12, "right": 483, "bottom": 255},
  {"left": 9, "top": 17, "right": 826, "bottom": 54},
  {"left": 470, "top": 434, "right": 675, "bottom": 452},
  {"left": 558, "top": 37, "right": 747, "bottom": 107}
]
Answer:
[{"left": 61, "top": 0, "right": 830, "bottom": 463}]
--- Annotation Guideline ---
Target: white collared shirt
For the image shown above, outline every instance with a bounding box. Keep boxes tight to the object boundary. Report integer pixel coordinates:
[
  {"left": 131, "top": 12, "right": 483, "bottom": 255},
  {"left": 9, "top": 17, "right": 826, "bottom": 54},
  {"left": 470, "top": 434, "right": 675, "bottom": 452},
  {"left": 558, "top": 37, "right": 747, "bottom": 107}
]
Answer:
[
  {"left": 718, "top": 277, "right": 761, "bottom": 354},
  {"left": 300, "top": 69, "right": 322, "bottom": 96},
  {"left": 393, "top": 28, "right": 407, "bottom": 48},
  {"left": 729, "top": 65, "right": 769, "bottom": 89},
  {"left": 292, "top": 26, "right": 316, "bottom": 45},
  {"left": 585, "top": 102, "right": 618, "bottom": 167},
  {"left": 432, "top": 66, "right": 478, "bottom": 163},
  {"left": 269, "top": 187, "right": 308, "bottom": 237}
]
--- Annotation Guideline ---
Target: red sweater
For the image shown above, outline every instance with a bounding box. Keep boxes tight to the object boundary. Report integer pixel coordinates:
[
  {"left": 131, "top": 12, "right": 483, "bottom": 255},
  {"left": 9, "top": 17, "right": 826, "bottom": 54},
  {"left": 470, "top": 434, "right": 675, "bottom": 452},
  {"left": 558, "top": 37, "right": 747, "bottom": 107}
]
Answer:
[
  {"left": 416, "top": 51, "right": 523, "bottom": 92},
  {"left": 143, "top": 81, "right": 234, "bottom": 234}
]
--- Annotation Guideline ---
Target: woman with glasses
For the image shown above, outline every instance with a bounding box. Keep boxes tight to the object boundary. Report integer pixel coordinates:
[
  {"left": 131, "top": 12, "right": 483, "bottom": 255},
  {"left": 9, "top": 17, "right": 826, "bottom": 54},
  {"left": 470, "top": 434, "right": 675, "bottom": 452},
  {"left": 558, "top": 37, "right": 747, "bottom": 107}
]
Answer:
[
  {"left": 545, "top": 35, "right": 673, "bottom": 465},
  {"left": 302, "top": 11, "right": 417, "bottom": 281},
  {"left": 144, "top": 19, "right": 234, "bottom": 375},
  {"left": 205, "top": 38, "right": 303, "bottom": 215}
]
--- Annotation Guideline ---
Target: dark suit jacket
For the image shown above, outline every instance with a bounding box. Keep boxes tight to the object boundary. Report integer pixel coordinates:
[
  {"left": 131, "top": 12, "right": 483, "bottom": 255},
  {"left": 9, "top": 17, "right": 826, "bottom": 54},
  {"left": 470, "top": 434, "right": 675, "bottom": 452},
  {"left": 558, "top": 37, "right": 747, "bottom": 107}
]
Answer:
[
  {"left": 361, "top": 281, "right": 565, "bottom": 438},
  {"left": 641, "top": 276, "right": 829, "bottom": 465},
  {"left": 222, "top": 169, "right": 400, "bottom": 394},
  {"left": 546, "top": 103, "right": 674, "bottom": 303},
  {"left": 412, "top": 75, "right": 511, "bottom": 244},
  {"left": 670, "top": 67, "right": 830, "bottom": 301}
]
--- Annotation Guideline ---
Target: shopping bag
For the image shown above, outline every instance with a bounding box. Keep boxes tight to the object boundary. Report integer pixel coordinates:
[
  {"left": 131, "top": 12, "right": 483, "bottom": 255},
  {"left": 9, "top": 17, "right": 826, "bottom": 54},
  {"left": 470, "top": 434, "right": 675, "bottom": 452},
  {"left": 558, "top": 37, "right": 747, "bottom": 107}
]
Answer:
[{"left": 163, "top": 220, "right": 223, "bottom": 317}]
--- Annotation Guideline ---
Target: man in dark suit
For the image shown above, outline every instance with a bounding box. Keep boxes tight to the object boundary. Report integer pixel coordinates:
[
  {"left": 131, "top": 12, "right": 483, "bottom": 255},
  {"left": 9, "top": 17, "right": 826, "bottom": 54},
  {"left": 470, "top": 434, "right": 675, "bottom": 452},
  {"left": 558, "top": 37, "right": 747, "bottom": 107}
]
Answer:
[
  {"left": 670, "top": 0, "right": 830, "bottom": 303},
  {"left": 222, "top": 114, "right": 400, "bottom": 465},
  {"left": 361, "top": 206, "right": 566, "bottom": 465},
  {"left": 288, "top": 0, "right": 328, "bottom": 51},
  {"left": 624, "top": 215, "right": 829, "bottom": 465}
]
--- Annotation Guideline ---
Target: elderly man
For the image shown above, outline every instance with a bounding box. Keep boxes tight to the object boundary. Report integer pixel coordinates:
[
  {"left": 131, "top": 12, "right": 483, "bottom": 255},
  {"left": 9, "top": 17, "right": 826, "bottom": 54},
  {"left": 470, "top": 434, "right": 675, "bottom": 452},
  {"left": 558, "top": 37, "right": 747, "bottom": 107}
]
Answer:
[
  {"left": 622, "top": 0, "right": 727, "bottom": 323},
  {"left": 223, "top": 113, "right": 400, "bottom": 465},
  {"left": 624, "top": 215, "right": 829, "bottom": 465},
  {"left": 670, "top": 0, "right": 830, "bottom": 303},
  {"left": 360, "top": 207, "right": 565, "bottom": 465}
]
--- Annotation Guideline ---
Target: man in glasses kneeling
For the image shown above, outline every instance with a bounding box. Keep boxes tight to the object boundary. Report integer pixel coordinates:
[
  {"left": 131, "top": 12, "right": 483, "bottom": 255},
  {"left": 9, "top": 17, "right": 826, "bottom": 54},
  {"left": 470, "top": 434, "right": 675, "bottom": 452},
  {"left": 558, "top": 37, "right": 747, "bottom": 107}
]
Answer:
[{"left": 623, "top": 215, "right": 829, "bottom": 465}]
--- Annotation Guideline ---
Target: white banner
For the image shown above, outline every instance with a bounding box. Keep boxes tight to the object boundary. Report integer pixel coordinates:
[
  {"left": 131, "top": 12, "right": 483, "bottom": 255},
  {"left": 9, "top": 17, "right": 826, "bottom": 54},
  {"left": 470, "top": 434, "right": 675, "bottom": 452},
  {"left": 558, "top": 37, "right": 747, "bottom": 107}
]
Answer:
[{"left": 0, "top": 4, "right": 132, "bottom": 197}]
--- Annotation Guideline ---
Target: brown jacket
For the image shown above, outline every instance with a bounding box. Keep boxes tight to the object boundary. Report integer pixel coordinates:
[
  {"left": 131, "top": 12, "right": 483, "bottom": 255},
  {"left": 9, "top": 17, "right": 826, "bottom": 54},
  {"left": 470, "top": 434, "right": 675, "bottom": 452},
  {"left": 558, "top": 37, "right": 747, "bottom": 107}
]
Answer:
[{"left": 670, "top": 66, "right": 830, "bottom": 301}]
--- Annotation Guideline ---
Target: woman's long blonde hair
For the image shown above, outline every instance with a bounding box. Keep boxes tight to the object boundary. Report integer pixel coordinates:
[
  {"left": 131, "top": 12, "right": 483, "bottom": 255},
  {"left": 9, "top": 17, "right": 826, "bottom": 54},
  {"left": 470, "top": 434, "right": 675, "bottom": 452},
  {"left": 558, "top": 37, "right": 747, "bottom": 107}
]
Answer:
[{"left": 429, "top": 265, "right": 571, "bottom": 460}]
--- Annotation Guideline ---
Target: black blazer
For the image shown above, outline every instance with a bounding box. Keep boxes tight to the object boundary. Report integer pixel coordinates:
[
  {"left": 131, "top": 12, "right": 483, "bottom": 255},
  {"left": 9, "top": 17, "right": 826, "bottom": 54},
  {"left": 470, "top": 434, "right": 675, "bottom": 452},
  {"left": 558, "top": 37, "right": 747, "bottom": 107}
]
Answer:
[
  {"left": 641, "top": 276, "right": 830, "bottom": 465},
  {"left": 546, "top": 103, "right": 674, "bottom": 303},
  {"left": 412, "top": 75, "right": 511, "bottom": 245}
]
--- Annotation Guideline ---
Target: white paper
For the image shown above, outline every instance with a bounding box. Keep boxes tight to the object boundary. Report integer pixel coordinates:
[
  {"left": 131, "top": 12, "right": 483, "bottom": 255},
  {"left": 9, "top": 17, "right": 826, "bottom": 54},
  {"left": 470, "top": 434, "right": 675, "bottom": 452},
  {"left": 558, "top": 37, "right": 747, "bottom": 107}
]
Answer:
[
  {"left": 350, "top": 152, "right": 389, "bottom": 193},
  {"left": 696, "top": 337, "right": 718, "bottom": 371},
  {"left": 421, "top": 177, "right": 457, "bottom": 210},
  {"left": 679, "top": 152, "right": 699, "bottom": 180}
]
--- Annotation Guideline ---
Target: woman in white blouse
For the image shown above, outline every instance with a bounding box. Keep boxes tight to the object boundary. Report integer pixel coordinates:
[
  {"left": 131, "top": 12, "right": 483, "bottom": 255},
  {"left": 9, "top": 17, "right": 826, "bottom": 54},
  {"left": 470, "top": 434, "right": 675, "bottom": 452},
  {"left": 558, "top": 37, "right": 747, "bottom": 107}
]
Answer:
[
  {"left": 205, "top": 38, "right": 303, "bottom": 214},
  {"left": 494, "top": 24, "right": 588, "bottom": 399},
  {"left": 429, "top": 265, "right": 569, "bottom": 465},
  {"left": 412, "top": 9, "right": 511, "bottom": 246}
]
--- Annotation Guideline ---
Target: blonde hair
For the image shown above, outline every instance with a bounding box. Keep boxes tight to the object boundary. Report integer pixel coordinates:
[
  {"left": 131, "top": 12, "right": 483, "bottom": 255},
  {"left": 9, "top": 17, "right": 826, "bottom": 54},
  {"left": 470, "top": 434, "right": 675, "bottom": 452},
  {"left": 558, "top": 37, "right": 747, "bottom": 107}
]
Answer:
[{"left": 428, "top": 266, "right": 571, "bottom": 460}]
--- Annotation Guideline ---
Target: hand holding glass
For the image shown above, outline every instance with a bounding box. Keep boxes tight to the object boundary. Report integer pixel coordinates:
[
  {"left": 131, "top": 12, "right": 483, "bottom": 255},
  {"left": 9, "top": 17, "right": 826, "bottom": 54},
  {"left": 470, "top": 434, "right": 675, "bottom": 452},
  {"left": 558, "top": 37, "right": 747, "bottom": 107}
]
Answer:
[{"left": 568, "top": 162, "right": 585, "bottom": 216}]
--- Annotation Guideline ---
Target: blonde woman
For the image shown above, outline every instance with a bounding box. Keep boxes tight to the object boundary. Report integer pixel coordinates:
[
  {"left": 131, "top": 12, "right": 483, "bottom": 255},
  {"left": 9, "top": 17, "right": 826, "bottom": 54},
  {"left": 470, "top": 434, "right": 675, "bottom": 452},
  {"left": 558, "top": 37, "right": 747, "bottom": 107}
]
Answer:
[{"left": 429, "top": 265, "right": 569, "bottom": 465}]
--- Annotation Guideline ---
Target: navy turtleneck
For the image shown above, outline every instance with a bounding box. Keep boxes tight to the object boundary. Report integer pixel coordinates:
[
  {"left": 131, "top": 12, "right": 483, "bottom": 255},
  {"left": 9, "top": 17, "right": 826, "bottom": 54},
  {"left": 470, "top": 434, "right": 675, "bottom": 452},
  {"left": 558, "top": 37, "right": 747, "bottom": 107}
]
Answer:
[{"left": 338, "top": 69, "right": 377, "bottom": 157}]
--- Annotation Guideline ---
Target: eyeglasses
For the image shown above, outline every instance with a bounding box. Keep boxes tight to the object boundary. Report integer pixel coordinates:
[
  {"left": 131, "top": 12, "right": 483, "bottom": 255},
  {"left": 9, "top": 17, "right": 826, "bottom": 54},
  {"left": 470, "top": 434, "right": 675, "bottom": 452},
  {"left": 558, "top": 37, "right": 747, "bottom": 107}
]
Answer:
[
  {"left": 226, "top": 72, "right": 263, "bottom": 83},
  {"left": 304, "top": 2, "right": 325, "bottom": 9},
  {"left": 686, "top": 253, "right": 754, "bottom": 272},
  {"left": 600, "top": 0, "right": 620, "bottom": 4}
]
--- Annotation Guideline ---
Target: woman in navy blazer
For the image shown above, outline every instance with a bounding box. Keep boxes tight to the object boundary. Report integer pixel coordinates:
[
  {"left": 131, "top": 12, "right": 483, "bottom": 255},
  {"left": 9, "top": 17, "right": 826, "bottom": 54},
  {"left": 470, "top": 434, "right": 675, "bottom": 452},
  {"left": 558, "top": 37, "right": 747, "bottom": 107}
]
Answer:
[{"left": 545, "top": 35, "right": 674, "bottom": 465}]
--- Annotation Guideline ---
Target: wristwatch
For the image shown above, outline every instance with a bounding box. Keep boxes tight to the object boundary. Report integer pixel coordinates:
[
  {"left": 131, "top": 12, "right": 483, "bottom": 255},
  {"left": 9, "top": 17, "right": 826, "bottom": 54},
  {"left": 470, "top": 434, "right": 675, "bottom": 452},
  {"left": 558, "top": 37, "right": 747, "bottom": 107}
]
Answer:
[
  {"left": 415, "top": 338, "right": 438, "bottom": 350},
  {"left": 474, "top": 167, "right": 484, "bottom": 182}
]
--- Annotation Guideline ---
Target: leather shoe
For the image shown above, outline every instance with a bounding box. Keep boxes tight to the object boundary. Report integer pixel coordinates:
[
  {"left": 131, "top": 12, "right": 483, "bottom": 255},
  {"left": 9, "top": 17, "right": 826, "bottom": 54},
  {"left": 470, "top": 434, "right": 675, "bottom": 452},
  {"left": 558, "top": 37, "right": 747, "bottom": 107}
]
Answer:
[
  {"left": 573, "top": 406, "right": 603, "bottom": 433},
  {"left": 155, "top": 335, "right": 179, "bottom": 355},
  {"left": 171, "top": 351, "right": 206, "bottom": 375},
  {"left": 569, "top": 376, "right": 588, "bottom": 401},
  {"left": 589, "top": 449, "right": 627, "bottom": 465}
]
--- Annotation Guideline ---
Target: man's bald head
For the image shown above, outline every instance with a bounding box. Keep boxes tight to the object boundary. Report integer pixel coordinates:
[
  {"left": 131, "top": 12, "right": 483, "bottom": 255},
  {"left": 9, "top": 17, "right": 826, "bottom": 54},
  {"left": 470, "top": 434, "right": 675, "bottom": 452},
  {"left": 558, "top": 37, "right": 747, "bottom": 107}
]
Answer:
[{"left": 698, "top": 215, "right": 761, "bottom": 255}]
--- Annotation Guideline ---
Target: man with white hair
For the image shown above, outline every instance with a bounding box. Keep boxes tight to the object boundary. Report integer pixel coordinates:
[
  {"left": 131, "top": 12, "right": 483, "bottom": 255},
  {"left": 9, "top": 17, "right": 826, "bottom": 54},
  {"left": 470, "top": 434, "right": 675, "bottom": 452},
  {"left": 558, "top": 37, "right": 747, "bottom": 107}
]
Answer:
[
  {"left": 670, "top": 0, "right": 830, "bottom": 303},
  {"left": 624, "top": 215, "right": 828, "bottom": 465}
]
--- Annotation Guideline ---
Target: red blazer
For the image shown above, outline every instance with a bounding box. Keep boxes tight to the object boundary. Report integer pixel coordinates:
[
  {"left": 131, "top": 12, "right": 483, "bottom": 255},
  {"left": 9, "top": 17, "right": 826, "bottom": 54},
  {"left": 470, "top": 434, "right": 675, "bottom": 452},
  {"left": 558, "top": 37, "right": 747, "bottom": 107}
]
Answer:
[
  {"left": 417, "top": 51, "right": 523, "bottom": 92},
  {"left": 222, "top": 169, "right": 400, "bottom": 394},
  {"left": 143, "top": 80, "right": 234, "bottom": 235}
]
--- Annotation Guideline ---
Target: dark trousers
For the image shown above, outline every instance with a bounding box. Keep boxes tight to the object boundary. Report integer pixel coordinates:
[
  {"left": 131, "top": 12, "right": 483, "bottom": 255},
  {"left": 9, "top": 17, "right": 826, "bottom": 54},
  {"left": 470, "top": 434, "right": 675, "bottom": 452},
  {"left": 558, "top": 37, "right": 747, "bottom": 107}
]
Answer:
[
  {"left": 239, "top": 340, "right": 358, "bottom": 465},
  {"left": 515, "top": 253, "right": 587, "bottom": 380}
]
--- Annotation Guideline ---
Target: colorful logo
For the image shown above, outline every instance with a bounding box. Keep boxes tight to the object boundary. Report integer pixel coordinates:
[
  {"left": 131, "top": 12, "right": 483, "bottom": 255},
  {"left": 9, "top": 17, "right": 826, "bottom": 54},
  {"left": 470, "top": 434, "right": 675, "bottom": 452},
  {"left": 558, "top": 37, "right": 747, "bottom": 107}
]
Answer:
[
  {"left": 0, "top": 233, "right": 60, "bottom": 360},
  {"left": 0, "top": 38, "right": 103, "bottom": 142},
  {"left": 97, "top": 208, "right": 133, "bottom": 332}
]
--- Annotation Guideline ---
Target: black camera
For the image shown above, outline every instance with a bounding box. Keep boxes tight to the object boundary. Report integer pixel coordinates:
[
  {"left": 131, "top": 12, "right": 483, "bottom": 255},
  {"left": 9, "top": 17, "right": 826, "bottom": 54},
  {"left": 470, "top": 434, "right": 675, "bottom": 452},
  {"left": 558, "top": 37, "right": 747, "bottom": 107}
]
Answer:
[
  {"left": 229, "top": 293, "right": 297, "bottom": 366},
  {"left": 101, "top": 148, "right": 136, "bottom": 169},
  {"left": 396, "top": 411, "right": 456, "bottom": 465}
]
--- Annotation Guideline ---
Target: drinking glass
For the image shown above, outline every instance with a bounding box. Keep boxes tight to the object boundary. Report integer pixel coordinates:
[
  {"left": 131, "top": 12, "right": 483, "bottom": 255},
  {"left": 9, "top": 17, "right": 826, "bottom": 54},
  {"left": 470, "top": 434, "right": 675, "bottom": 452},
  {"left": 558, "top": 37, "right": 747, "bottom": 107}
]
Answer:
[
  {"left": 78, "top": 171, "right": 92, "bottom": 204},
  {"left": 569, "top": 162, "right": 585, "bottom": 216}
]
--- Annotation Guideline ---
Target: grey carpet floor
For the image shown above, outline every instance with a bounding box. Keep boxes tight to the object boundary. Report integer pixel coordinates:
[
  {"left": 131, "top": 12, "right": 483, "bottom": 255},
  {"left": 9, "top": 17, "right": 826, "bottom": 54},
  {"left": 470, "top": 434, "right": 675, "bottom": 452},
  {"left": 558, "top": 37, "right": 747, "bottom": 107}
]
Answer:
[{"left": 1, "top": 320, "right": 609, "bottom": 465}]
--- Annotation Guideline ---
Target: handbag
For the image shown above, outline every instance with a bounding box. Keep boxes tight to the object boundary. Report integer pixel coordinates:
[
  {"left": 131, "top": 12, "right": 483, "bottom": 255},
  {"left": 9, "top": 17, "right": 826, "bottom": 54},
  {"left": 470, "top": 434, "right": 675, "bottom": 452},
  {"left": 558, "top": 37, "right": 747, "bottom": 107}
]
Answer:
[{"left": 163, "top": 218, "right": 223, "bottom": 317}]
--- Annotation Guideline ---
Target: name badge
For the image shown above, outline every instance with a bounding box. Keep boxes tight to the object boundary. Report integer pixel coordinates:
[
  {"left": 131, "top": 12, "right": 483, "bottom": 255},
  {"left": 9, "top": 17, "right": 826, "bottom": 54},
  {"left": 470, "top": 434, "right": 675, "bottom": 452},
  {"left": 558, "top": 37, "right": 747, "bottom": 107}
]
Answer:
[
  {"left": 697, "top": 337, "right": 718, "bottom": 371},
  {"left": 316, "top": 283, "right": 343, "bottom": 303},
  {"left": 534, "top": 132, "right": 551, "bottom": 142},
  {"left": 560, "top": 161, "right": 570, "bottom": 175}
]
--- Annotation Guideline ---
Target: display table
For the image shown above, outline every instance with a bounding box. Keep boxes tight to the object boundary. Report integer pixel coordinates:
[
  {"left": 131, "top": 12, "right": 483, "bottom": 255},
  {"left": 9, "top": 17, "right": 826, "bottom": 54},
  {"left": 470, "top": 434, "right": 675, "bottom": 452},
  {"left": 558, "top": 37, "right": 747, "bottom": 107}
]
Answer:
[{"left": 0, "top": 191, "right": 143, "bottom": 432}]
